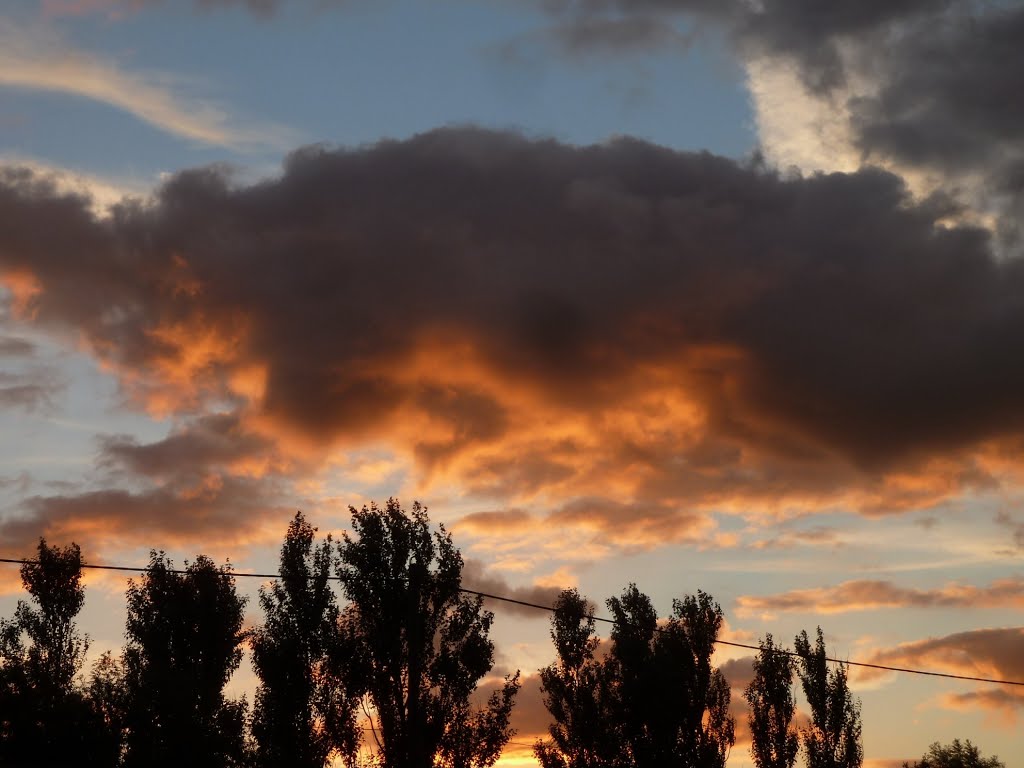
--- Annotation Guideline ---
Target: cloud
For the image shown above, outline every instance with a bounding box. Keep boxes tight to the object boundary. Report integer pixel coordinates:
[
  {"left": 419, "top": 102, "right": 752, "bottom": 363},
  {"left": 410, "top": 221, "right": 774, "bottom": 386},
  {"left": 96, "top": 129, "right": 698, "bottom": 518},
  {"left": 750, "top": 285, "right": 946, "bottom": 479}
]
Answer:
[
  {"left": 3, "top": 128, "right": 1024, "bottom": 549},
  {"left": 532, "top": 0, "right": 950, "bottom": 80},
  {"left": 0, "top": 154, "right": 153, "bottom": 215},
  {"left": 0, "top": 335, "right": 35, "bottom": 357},
  {"left": 736, "top": 577, "right": 1024, "bottom": 618},
  {"left": 461, "top": 558, "right": 565, "bottom": 618},
  {"left": 0, "top": 476, "right": 292, "bottom": 559},
  {"left": 863, "top": 627, "right": 1024, "bottom": 719},
  {"left": 994, "top": 510, "right": 1024, "bottom": 551},
  {"left": 538, "top": 2, "right": 1024, "bottom": 259},
  {"left": 719, "top": 654, "right": 755, "bottom": 692},
  {"left": 98, "top": 411, "right": 280, "bottom": 480},
  {"left": 0, "top": 368, "right": 62, "bottom": 412},
  {"left": 750, "top": 526, "right": 842, "bottom": 550},
  {"left": 0, "top": 411, "right": 297, "bottom": 558},
  {"left": 0, "top": 19, "right": 293, "bottom": 150}
]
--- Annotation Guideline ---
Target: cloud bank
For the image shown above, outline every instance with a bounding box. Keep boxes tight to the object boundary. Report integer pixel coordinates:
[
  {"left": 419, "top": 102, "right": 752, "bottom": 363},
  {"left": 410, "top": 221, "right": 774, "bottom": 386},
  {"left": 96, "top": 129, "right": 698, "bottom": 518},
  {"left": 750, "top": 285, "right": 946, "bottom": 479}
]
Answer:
[{"left": 2, "top": 127, "right": 1023, "bottom": 551}]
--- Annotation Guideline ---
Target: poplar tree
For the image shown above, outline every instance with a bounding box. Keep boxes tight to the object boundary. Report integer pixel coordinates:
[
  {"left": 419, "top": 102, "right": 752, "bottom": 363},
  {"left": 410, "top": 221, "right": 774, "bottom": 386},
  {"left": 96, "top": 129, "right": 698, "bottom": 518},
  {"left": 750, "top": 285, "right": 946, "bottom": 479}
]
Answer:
[
  {"left": 336, "top": 499, "right": 519, "bottom": 768},
  {"left": 250, "top": 512, "right": 359, "bottom": 768},
  {"left": 745, "top": 634, "right": 798, "bottom": 768},
  {"left": 794, "top": 628, "right": 862, "bottom": 768},
  {"left": 0, "top": 540, "right": 109, "bottom": 767},
  {"left": 121, "top": 552, "right": 249, "bottom": 768},
  {"left": 536, "top": 584, "right": 735, "bottom": 768},
  {"left": 535, "top": 589, "right": 619, "bottom": 768}
]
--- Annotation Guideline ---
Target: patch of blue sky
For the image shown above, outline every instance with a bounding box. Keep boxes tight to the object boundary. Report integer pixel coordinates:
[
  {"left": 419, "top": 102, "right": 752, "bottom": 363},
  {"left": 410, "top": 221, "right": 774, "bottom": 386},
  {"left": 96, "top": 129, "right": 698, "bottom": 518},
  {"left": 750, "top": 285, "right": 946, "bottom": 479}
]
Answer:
[{"left": 15, "top": 0, "right": 755, "bottom": 186}]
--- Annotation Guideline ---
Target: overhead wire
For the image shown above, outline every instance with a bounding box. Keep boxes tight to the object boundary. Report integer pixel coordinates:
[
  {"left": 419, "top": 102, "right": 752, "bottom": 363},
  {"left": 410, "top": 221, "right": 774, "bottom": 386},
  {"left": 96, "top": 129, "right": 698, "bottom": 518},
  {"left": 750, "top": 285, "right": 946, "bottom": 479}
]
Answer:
[{"left": 1, "top": 556, "right": 1022, "bottom": 688}]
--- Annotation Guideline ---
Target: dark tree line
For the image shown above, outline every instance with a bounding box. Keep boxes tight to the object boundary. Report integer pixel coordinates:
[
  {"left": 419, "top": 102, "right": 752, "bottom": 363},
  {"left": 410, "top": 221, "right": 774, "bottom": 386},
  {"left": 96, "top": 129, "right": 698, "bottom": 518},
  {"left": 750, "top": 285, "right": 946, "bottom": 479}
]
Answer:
[
  {"left": 0, "top": 501, "right": 515, "bottom": 768},
  {"left": 0, "top": 500, "right": 999, "bottom": 768}
]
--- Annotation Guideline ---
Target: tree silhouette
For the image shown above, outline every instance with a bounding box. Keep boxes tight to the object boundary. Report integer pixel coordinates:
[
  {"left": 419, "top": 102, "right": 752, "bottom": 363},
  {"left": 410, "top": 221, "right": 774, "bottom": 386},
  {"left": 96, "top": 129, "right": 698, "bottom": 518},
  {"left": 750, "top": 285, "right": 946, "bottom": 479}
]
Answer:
[
  {"left": 121, "top": 552, "right": 250, "bottom": 768},
  {"left": 250, "top": 512, "right": 359, "bottom": 768},
  {"left": 536, "top": 584, "right": 735, "bottom": 768},
  {"left": 0, "top": 539, "right": 112, "bottom": 767},
  {"left": 745, "top": 634, "right": 798, "bottom": 768},
  {"left": 534, "top": 589, "right": 619, "bottom": 768},
  {"left": 336, "top": 499, "right": 519, "bottom": 768},
  {"left": 903, "top": 739, "right": 1005, "bottom": 768},
  {"left": 614, "top": 587, "right": 734, "bottom": 768},
  {"left": 794, "top": 628, "right": 862, "bottom": 768},
  {"left": 86, "top": 650, "right": 128, "bottom": 766}
]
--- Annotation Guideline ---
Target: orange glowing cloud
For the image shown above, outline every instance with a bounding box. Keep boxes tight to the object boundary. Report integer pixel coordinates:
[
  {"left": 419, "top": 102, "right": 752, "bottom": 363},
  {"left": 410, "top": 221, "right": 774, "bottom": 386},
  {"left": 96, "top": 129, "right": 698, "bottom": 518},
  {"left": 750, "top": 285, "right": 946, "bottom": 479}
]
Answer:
[
  {"left": 4, "top": 129, "right": 1024, "bottom": 554},
  {"left": 861, "top": 628, "right": 1024, "bottom": 721},
  {"left": 736, "top": 577, "right": 1024, "bottom": 618}
]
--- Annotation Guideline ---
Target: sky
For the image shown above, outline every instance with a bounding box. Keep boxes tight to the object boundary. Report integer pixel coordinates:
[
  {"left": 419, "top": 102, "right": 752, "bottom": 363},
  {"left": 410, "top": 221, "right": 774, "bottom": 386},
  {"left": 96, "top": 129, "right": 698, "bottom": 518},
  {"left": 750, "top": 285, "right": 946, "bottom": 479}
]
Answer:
[{"left": 0, "top": 0, "right": 1022, "bottom": 765}]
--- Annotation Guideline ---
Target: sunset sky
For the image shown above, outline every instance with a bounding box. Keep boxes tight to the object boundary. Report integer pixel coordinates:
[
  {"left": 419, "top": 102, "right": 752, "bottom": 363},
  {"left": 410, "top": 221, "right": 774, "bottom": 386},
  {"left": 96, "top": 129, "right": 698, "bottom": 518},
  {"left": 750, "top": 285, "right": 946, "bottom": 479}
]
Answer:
[{"left": 1, "top": 0, "right": 1023, "bottom": 765}]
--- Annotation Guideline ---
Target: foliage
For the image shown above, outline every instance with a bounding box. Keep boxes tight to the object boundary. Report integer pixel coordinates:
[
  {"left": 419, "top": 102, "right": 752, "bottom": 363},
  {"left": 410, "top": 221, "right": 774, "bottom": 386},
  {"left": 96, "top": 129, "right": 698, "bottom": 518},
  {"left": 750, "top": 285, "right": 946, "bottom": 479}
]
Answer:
[
  {"left": 336, "top": 499, "right": 519, "bottom": 768},
  {"left": 0, "top": 539, "right": 113, "bottom": 767},
  {"left": 903, "top": 739, "right": 1005, "bottom": 768},
  {"left": 121, "top": 552, "right": 250, "bottom": 768},
  {"left": 794, "top": 628, "right": 862, "bottom": 768},
  {"left": 86, "top": 651, "right": 128, "bottom": 766},
  {"left": 745, "top": 634, "right": 798, "bottom": 768},
  {"left": 536, "top": 584, "right": 735, "bottom": 768},
  {"left": 534, "top": 589, "right": 619, "bottom": 768},
  {"left": 250, "top": 512, "right": 359, "bottom": 768}
]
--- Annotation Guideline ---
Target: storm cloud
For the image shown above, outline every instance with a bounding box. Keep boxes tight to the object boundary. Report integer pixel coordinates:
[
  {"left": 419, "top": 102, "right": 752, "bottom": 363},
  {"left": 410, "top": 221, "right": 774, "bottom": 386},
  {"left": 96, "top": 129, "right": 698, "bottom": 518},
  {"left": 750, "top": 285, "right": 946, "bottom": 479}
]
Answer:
[
  {"left": 2, "top": 128, "right": 1023, "bottom": 545},
  {"left": 542, "top": 1, "right": 1024, "bottom": 252}
]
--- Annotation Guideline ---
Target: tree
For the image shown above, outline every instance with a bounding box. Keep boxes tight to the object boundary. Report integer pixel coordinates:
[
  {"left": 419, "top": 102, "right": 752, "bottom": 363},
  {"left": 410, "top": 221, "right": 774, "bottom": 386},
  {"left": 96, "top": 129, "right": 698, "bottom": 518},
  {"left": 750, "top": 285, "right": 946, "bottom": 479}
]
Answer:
[
  {"left": 250, "top": 512, "right": 359, "bottom": 768},
  {"left": 745, "top": 634, "right": 798, "bottom": 768},
  {"left": 121, "top": 552, "right": 250, "bottom": 768},
  {"left": 536, "top": 584, "right": 735, "bottom": 768},
  {"left": 336, "top": 499, "right": 519, "bottom": 768},
  {"left": 85, "top": 651, "right": 128, "bottom": 766},
  {"left": 0, "top": 539, "right": 111, "bottom": 767},
  {"left": 903, "top": 739, "right": 1005, "bottom": 768},
  {"left": 534, "top": 589, "right": 619, "bottom": 768},
  {"left": 794, "top": 628, "right": 862, "bottom": 768},
  {"left": 628, "top": 588, "right": 734, "bottom": 768}
]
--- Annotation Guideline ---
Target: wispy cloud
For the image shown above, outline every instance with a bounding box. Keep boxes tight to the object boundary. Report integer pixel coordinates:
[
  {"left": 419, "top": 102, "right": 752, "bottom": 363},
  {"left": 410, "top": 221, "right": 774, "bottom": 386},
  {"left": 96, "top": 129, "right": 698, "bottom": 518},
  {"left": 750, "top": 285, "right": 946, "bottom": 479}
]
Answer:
[
  {"left": 0, "top": 19, "right": 294, "bottom": 151},
  {"left": 736, "top": 576, "right": 1024, "bottom": 618}
]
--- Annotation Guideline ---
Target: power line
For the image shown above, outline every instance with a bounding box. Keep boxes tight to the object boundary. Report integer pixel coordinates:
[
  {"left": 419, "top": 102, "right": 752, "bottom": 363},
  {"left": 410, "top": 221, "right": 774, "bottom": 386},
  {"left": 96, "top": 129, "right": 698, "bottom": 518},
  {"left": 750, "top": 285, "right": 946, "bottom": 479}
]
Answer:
[{"left": 2, "top": 557, "right": 1022, "bottom": 688}]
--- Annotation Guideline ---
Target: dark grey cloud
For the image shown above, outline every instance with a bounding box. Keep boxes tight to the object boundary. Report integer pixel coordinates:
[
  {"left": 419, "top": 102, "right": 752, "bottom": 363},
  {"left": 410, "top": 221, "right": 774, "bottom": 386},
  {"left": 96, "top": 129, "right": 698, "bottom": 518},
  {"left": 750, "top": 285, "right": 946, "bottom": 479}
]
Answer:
[
  {"left": 1, "top": 128, "right": 1022, "bottom": 514},
  {"left": 851, "top": 6, "right": 1024, "bottom": 172},
  {"left": 0, "top": 370, "right": 60, "bottom": 411},
  {"left": 536, "top": 0, "right": 955, "bottom": 88},
  {"left": 0, "top": 335, "right": 35, "bottom": 357},
  {"left": 719, "top": 654, "right": 755, "bottom": 691},
  {"left": 0, "top": 475, "right": 291, "bottom": 558},
  {"left": 98, "top": 412, "right": 277, "bottom": 480},
  {"left": 1, "top": 409, "right": 291, "bottom": 556},
  {"left": 846, "top": 4, "right": 1024, "bottom": 251},
  {"left": 539, "top": 2, "right": 1024, "bottom": 252},
  {"left": 462, "top": 558, "right": 564, "bottom": 618}
]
